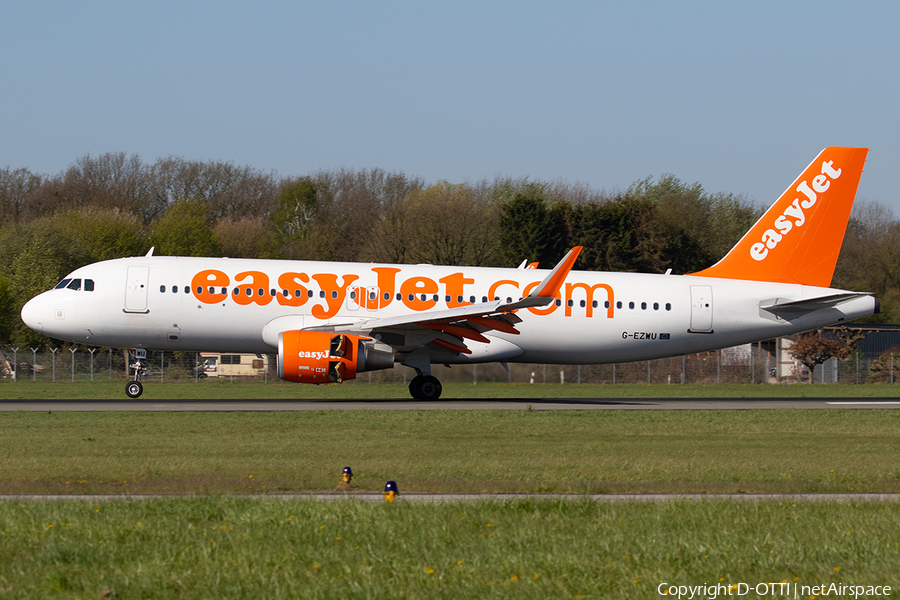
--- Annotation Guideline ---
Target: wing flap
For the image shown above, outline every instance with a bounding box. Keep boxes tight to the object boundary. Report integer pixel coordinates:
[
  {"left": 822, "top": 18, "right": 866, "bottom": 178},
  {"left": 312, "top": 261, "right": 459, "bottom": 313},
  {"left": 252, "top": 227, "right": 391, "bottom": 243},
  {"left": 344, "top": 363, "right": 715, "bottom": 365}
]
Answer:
[{"left": 300, "top": 247, "right": 582, "bottom": 355}]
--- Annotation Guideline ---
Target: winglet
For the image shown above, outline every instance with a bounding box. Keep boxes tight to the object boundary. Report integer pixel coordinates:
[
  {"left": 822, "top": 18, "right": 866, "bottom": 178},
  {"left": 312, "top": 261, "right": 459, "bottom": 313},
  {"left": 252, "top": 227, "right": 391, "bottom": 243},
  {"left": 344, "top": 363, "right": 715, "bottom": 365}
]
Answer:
[
  {"left": 496, "top": 247, "right": 582, "bottom": 311},
  {"left": 533, "top": 246, "right": 581, "bottom": 297},
  {"left": 688, "top": 147, "right": 868, "bottom": 286}
]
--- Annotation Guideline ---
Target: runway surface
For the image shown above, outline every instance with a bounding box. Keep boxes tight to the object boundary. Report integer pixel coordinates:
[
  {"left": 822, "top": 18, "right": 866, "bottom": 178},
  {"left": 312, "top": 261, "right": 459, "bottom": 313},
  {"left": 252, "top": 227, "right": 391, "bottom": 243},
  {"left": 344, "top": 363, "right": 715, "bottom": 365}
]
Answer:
[
  {"left": 4, "top": 492, "right": 900, "bottom": 503},
  {"left": 3, "top": 397, "right": 900, "bottom": 411}
]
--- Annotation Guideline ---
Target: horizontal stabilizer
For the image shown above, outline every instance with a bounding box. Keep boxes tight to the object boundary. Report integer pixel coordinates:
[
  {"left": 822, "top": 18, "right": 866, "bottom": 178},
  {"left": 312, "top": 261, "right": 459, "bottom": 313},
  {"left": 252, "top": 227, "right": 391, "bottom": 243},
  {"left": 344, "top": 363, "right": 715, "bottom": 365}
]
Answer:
[{"left": 760, "top": 293, "right": 871, "bottom": 317}]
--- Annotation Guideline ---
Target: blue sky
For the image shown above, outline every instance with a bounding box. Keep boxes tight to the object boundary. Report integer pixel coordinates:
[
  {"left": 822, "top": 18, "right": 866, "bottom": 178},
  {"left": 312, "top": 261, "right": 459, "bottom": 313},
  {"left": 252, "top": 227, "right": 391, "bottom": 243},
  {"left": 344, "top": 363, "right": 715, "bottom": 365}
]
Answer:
[{"left": 2, "top": 1, "right": 898, "bottom": 211}]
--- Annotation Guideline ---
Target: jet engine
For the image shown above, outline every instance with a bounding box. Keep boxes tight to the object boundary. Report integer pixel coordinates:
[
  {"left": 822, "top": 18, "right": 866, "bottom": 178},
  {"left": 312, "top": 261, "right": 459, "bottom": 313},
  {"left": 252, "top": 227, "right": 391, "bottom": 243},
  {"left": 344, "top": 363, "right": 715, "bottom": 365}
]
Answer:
[{"left": 277, "top": 330, "right": 394, "bottom": 384}]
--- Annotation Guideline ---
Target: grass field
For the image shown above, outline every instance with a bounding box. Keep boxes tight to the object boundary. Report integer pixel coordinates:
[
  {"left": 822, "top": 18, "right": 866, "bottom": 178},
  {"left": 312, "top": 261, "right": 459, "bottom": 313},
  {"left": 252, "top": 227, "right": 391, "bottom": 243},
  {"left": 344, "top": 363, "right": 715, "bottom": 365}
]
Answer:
[
  {"left": 1, "top": 497, "right": 898, "bottom": 599},
  {"left": 2, "top": 410, "right": 900, "bottom": 495},
  {"left": 3, "top": 401, "right": 900, "bottom": 598},
  {"left": 3, "top": 380, "right": 900, "bottom": 400}
]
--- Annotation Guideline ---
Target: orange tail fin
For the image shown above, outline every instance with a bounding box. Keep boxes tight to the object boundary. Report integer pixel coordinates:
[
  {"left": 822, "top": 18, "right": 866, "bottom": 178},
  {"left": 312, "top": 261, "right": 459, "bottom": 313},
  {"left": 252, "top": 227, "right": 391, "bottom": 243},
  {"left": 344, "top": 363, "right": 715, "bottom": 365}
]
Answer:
[{"left": 688, "top": 147, "right": 868, "bottom": 286}]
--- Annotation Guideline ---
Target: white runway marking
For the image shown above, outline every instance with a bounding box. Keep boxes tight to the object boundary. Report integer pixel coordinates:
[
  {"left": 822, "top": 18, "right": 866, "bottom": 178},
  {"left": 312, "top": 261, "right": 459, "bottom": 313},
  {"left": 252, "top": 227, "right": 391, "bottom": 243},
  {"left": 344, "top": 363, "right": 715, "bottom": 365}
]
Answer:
[{"left": 827, "top": 401, "right": 900, "bottom": 405}]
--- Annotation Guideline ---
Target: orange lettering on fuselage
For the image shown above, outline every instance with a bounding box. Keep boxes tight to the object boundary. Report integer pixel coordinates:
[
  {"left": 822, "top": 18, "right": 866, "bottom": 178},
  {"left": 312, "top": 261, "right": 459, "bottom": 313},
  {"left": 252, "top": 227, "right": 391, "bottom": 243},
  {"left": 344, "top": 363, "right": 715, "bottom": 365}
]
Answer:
[
  {"left": 233, "top": 271, "right": 272, "bottom": 306},
  {"left": 367, "top": 267, "right": 401, "bottom": 309},
  {"left": 190, "top": 266, "right": 616, "bottom": 320},
  {"left": 311, "top": 273, "right": 359, "bottom": 319},
  {"left": 276, "top": 272, "right": 311, "bottom": 307},
  {"left": 192, "top": 269, "right": 230, "bottom": 304},
  {"left": 439, "top": 273, "right": 474, "bottom": 307},
  {"left": 565, "top": 282, "right": 615, "bottom": 318},
  {"left": 522, "top": 281, "right": 559, "bottom": 316},
  {"left": 400, "top": 276, "right": 439, "bottom": 311},
  {"left": 488, "top": 279, "right": 519, "bottom": 302}
]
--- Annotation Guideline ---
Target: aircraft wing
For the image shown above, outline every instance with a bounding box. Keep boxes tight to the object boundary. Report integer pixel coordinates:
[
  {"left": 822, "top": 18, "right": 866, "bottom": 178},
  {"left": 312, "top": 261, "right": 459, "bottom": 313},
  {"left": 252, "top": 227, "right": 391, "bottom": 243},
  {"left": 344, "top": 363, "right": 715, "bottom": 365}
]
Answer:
[{"left": 306, "top": 247, "right": 582, "bottom": 354}]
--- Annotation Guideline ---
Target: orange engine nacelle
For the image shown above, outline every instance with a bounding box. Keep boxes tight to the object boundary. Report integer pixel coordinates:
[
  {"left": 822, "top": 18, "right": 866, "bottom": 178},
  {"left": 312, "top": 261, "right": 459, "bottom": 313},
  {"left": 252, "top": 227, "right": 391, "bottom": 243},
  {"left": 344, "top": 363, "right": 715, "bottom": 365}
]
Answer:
[{"left": 277, "top": 330, "right": 393, "bottom": 384}]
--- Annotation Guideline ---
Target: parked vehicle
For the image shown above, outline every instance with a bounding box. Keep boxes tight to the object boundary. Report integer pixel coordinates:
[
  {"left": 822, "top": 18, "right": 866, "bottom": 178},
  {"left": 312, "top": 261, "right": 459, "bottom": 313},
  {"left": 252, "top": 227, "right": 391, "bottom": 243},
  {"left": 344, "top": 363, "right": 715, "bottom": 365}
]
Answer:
[{"left": 195, "top": 353, "right": 268, "bottom": 378}]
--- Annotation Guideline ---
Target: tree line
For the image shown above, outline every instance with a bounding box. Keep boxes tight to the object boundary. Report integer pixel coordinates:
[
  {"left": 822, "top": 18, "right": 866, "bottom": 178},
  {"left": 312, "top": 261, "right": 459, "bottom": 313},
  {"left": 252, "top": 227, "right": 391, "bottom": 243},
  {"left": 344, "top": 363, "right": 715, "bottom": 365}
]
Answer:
[{"left": 1, "top": 152, "right": 896, "bottom": 347}]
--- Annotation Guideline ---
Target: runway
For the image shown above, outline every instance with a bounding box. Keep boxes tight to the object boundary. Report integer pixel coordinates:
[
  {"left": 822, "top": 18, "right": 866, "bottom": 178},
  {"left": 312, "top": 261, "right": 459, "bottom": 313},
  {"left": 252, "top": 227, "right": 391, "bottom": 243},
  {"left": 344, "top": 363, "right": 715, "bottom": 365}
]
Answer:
[
  {"left": 4, "top": 492, "right": 900, "bottom": 502},
  {"left": 3, "top": 397, "right": 900, "bottom": 411}
]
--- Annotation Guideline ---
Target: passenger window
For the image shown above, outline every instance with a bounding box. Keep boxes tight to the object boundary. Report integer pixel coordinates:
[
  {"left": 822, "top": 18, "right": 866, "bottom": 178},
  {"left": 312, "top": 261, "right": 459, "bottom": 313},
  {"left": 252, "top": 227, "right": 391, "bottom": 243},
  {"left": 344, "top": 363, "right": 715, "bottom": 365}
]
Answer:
[
  {"left": 641, "top": 302, "right": 647, "bottom": 310},
  {"left": 55, "top": 279, "right": 72, "bottom": 290},
  {"left": 628, "top": 302, "right": 635, "bottom": 309},
  {"left": 666, "top": 303, "right": 672, "bottom": 311},
  {"left": 384, "top": 292, "right": 391, "bottom": 301},
  {"left": 469, "top": 296, "right": 475, "bottom": 303},
  {"left": 580, "top": 300, "right": 586, "bottom": 308},
  {"left": 84, "top": 279, "right": 95, "bottom": 292},
  {"left": 350, "top": 291, "right": 357, "bottom": 300},
  {"left": 616, "top": 301, "right": 622, "bottom": 309},
  {"left": 319, "top": 291, "right": 325, "bottom": 298},
  {"left": 331, "top": 291, "right": 338, "bottom": 299},
  {"left": 307, "top": 290, "right": 313, "bottom": 298},
  {"left": 653, "top": 302, "right": 659, "bottom": 310},
  {"left": 67, "top": 279, "right": 82, "bottom": 291},
  {"left": 160, "top": 285, "right": 166, "bottom": 293},
  {"left": 555, "top": 299, "right": 561, "bottom": 307}
]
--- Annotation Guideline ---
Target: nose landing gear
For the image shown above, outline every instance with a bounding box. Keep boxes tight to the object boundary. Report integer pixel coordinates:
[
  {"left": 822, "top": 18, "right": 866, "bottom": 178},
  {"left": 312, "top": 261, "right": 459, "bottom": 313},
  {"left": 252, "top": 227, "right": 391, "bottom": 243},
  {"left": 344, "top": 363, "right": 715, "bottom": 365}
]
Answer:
[{"left": 125, "top": 348, "right": 146, "bottom": 398}]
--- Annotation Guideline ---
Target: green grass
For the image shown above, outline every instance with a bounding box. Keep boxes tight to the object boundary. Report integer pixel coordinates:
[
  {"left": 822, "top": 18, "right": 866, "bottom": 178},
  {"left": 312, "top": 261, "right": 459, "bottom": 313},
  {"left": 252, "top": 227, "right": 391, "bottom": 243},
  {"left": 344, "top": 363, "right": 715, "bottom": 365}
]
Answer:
[
  {"left": 3, "top": 380, "right": 900, "bottom": 399},
  {"left": 1, "top": 497, "right": 898, "bottom": 599},
  {"left": 3, "top": 410, "right": 900, "bottom": 494},
  {"left": 3, "top": 409, "right": 899, "bottom": 598}
]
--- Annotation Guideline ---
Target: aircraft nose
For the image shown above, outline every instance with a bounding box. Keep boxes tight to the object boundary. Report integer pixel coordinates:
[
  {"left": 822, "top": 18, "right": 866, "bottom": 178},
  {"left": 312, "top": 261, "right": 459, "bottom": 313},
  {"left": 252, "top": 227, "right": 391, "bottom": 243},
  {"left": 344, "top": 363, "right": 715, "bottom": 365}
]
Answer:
[{"left": 20, "top": 295, "right": 44, "bottom": 334}]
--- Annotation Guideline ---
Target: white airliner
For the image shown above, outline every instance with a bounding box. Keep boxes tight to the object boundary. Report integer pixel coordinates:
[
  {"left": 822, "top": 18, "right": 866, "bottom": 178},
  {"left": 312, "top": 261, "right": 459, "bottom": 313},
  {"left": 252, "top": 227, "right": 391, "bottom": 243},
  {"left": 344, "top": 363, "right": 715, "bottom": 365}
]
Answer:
[{"left": 20, "top": 147, "right": 876, "bottom": 400}]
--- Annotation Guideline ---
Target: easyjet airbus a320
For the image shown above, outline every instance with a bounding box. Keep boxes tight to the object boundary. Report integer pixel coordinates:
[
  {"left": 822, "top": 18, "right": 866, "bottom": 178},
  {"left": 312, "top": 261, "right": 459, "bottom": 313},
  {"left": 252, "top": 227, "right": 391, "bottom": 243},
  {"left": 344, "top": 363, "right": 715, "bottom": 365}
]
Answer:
[{"left": 20, "top": 147, "right": 877, "bottom": 400}]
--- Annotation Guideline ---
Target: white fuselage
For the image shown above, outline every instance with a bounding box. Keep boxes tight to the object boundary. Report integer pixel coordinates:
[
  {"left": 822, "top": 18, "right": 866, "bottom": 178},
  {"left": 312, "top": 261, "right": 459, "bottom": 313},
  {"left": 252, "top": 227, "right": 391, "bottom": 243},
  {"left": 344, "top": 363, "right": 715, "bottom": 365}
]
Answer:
[{"left": 20, "top": 256, "right": 876, "bottom": 365}]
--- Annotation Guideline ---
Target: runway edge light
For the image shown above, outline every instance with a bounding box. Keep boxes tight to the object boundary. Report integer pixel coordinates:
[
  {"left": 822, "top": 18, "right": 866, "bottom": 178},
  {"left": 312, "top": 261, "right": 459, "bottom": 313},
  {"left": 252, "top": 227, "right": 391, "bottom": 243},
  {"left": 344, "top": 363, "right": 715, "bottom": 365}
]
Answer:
[{"left": 383, "top": 480, "right": 398, "bottom": 502}]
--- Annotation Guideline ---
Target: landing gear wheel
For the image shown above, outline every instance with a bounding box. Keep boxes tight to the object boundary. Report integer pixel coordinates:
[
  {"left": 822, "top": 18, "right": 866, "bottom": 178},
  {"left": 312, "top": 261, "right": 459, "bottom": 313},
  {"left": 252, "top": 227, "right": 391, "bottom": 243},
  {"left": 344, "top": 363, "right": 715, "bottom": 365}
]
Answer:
[
  {"left": 125, "top": 381, "right": 143, "bottom": 398},
  {"left": 409, "top": 375, "right": 442, "bottom": 401}
]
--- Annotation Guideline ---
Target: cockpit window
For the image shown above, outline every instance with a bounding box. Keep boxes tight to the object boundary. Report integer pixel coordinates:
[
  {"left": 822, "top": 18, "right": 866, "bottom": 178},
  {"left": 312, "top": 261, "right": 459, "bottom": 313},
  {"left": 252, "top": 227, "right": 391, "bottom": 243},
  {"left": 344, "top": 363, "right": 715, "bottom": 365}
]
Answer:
[
  {"left": 55, "top": 279, "right": 72, "bottom": 290},
  {"left": 84, "top": 279, "right": 95, "bottom": 292},
  {"left": 66, "top": 279, "right": 82, "bottom": 291}
]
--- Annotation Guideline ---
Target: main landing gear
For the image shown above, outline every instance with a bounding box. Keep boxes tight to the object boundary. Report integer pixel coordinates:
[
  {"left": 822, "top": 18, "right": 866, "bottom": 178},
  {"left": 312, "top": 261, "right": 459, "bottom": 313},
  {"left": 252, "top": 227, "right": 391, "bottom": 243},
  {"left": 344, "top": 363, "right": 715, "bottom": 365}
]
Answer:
[
  {"left": 408, "top": 375, "right": 442, "bottom": 401},
  {"left": 402, "top": 348, "right": 443, "bottom": 401},
  {"left": 125, "top": 348, "right": 146, "bottom": 398}
]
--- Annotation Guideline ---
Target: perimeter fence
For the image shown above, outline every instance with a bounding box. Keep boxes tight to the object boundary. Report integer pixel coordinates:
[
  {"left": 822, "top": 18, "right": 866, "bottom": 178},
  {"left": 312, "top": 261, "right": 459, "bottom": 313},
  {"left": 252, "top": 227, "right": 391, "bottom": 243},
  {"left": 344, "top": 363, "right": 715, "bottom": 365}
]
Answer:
[{"left": 1, "top": 345, "right": 896, "bottom": 387}]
